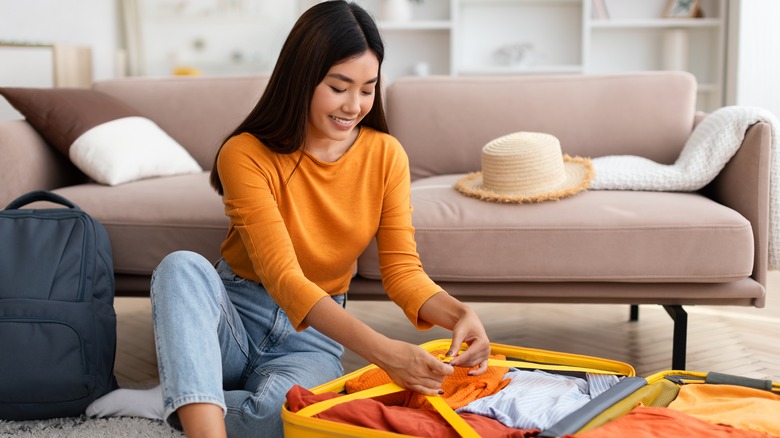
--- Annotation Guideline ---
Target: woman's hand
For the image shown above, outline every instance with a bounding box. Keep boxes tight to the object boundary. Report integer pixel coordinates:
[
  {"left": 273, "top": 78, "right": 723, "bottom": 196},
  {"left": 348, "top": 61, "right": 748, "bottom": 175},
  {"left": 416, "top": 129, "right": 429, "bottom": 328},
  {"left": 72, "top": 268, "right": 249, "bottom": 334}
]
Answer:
[
  {"left": 373, "top": 339, "right": 454, "bottom": 395},
  {"left": 304, "top": 291, "right": 490, "bottom": 394},
  {"left": 419, "top": 292, "right": 491, "bottom": 376},
  {"left": 445, "top": 308, "right": 491, "bottom": 375},
  {"left": 303, "top": 297, "right": 454, "bottom": 395}
]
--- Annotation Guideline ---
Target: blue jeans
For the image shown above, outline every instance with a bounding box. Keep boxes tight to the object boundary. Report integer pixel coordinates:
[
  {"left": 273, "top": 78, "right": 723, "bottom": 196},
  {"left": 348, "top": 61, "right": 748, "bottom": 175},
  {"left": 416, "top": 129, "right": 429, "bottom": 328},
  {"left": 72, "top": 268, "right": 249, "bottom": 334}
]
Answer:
[{"left": 150, "top": 251, "right": 345, "bottom": 437}]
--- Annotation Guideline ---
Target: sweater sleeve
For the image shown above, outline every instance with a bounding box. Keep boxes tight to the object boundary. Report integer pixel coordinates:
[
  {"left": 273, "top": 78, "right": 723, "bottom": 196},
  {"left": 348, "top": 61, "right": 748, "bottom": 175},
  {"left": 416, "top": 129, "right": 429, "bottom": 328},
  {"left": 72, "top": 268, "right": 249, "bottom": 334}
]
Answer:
[
  {"left": 217, "top": 136, "right": 328, "bottom": 331},
  {"left": 376, "top": 141, "right": 446, "bottom": 330}
]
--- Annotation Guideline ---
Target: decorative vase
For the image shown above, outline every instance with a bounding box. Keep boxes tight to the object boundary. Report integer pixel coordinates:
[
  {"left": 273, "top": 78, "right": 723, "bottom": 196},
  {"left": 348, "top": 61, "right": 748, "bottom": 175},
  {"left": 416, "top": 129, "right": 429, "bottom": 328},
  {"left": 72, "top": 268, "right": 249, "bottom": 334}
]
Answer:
[
  {"left": 662, "top": 29, "right": 690, "bottom": 71},
  {"left": 381, "top": 0, "right": 412, "bottom": 22}
]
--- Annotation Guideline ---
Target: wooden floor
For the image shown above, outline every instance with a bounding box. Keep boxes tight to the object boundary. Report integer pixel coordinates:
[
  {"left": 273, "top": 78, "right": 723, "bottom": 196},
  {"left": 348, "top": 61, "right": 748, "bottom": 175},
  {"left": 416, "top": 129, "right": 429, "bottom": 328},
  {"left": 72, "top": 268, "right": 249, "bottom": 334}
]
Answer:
[{"left": 114, "top": 272, "right": 780, "bottom": 388}]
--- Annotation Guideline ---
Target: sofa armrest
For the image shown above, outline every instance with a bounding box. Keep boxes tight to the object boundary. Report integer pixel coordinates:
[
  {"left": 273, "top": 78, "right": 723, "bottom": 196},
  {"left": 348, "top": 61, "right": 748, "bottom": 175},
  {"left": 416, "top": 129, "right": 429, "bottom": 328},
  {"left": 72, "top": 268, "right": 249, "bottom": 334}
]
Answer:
[
  {"left": 0, "top": 120, "right": 86, "bottom": 207},
  {"left": 704, "top": 122, "right": 771, "bottom": 292}
]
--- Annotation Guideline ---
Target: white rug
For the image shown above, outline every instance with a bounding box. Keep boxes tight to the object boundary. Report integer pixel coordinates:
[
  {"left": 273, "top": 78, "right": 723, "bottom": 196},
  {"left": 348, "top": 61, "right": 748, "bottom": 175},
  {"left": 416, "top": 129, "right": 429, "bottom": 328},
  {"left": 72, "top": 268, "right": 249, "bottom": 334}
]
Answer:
[{"left": 0, "top": 416, "right": 183, "bottom": 437}]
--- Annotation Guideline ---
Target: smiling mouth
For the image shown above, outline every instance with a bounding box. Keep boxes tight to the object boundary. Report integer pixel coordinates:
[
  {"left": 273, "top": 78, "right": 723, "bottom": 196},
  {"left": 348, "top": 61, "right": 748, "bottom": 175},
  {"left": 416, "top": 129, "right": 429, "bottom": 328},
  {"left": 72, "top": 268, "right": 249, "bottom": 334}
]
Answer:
[{"left": 330, "top": 116, "right": 355, "bottom": 126}]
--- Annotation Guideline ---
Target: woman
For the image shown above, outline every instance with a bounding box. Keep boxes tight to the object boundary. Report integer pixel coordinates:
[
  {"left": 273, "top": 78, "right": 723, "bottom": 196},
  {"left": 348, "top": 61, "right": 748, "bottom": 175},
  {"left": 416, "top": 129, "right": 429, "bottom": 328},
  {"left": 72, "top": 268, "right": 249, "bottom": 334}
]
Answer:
[{"left": 90, "top": 2, "right": 490, "bottom": 436}]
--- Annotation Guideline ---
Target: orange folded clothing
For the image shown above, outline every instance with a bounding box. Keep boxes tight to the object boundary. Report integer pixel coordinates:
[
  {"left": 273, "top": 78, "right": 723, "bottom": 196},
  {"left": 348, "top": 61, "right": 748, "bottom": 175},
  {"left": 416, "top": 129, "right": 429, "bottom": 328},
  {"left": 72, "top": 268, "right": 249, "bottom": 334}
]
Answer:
[
  {"left": 345, "top": 349, "right": 510, "bottom": 410},
  {"left": 667, "top": 384, "right": 780, "bottom": 436}
]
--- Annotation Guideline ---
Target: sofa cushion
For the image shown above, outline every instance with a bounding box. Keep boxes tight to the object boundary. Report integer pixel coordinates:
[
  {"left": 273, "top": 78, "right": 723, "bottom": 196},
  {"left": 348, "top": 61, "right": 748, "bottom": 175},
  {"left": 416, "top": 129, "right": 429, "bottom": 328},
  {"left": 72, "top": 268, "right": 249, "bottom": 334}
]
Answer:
[
  {"left": 51, "top": 172, "right": 227, "bottom": 275},
  {"left": 357, "top": 174, "right": 754, "bottom": 283},
  {"left": 386, "top": 72, "right": 697, "bottom": 181},
  {"left": 0, "top": 87, "right": 202, "bottom": 185}
]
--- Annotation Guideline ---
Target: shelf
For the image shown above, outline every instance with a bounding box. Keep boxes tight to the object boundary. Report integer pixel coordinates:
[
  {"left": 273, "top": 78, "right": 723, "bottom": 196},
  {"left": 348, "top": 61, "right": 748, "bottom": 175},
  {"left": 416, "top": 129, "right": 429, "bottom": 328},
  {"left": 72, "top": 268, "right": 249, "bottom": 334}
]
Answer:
[
  {"left": 459, "top": 0, "right": 579, "bottom": 4},
  {"left": 132, "top": 0, "right": 727, "bottom": 111},
  {"left": 353, "top": 0, "right": 726, "bottom": 111},
  {"left": 178, "top": 60, "right": 272, "bottom": 75},
  {"left": 589, "top": 18, "right": 721, "bottom": 29}
]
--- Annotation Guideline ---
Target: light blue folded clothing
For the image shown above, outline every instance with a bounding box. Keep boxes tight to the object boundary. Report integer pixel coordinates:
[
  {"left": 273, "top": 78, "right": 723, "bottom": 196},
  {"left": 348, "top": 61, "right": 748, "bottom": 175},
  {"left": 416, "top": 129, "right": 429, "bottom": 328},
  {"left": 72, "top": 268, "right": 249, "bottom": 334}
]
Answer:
[{"left": 456, "top": 369, "right": 619, "bottom": 430}]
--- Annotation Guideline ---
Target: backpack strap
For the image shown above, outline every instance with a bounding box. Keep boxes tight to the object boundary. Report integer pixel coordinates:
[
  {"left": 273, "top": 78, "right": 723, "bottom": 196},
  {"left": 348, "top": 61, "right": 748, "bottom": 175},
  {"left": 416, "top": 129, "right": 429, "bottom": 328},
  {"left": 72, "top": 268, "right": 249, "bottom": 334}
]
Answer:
[{"left": 5, "top": 190, "right": 79, "bottom": 210}]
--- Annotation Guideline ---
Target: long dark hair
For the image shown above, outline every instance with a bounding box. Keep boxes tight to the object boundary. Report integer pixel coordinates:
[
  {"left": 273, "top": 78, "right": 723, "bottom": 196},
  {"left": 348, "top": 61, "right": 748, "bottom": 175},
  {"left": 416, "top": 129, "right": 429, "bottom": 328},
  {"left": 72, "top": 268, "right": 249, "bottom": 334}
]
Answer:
[{"left": 210, "top": 1, "right": 388, "bottom": 195}]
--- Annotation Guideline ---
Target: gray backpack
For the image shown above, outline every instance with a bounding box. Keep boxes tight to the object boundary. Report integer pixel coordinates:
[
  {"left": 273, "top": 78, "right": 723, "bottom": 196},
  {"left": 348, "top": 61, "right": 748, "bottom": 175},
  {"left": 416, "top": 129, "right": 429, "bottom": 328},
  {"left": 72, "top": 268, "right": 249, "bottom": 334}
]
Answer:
[{"left": 0, "top": 191, "right": 118, "bottom": 420}]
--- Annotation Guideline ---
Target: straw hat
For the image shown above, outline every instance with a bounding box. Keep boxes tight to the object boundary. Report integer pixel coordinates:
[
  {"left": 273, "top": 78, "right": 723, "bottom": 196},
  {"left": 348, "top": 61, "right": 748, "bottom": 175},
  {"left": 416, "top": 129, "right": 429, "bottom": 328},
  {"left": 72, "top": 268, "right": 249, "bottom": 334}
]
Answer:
[{"left": 455, "top": 132, "right": 594, "bottom": 203}]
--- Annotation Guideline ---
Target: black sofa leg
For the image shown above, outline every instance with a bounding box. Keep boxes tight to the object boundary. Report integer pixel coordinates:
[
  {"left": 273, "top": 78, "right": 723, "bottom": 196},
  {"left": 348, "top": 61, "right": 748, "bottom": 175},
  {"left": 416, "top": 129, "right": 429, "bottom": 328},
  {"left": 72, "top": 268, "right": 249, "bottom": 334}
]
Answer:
[
  {"left": 629, "top": 305, "right": 639, "bottom": 322},
  {"left": 663, "top": 305, "right": 688, "bottom": 370}
]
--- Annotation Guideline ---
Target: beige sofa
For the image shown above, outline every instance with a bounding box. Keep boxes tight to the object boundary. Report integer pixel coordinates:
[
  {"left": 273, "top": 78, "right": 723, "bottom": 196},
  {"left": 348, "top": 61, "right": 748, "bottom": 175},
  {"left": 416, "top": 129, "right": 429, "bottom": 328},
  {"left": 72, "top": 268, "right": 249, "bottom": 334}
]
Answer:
[{"left": 0, "top": 72, "right": 770, "bottom": 369}]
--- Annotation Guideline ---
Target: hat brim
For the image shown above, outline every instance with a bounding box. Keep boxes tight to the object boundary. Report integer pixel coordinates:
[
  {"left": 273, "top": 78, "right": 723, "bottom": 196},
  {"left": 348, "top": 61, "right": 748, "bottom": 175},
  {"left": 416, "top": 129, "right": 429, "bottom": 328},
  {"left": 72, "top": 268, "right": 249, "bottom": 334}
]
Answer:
[{"left": 454, "top": 155, "right": 594, "bottom": 203}]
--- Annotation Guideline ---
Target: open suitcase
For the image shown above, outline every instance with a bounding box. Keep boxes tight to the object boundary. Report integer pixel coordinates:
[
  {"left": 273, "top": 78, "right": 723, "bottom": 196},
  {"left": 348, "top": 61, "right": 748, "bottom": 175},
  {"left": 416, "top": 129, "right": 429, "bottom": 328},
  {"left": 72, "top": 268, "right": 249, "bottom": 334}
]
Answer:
[
  {"left": 281, "top": 339, "right": 637, "bottom": 437},
  {"left": 282, "top": 339, "right": 780, "bottom": 437}
]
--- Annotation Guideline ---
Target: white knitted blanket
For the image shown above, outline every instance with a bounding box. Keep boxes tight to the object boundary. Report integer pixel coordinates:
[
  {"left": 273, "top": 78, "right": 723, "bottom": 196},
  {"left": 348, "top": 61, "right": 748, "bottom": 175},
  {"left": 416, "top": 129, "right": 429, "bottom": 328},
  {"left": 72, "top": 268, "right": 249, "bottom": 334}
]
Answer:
[{"left": 590, "top": 106, "right": 780, "bottom": 270}]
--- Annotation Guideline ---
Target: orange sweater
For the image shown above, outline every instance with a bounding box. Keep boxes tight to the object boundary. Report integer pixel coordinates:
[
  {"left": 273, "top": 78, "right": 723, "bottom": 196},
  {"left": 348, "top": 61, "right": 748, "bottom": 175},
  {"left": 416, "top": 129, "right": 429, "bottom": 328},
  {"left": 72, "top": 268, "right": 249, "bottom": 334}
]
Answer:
[
  {"left": 217, "top": 127, "right": 445, "bottom": 331},
  {"left": 345, "top": 349, "right": 511, "bottom": 410}
]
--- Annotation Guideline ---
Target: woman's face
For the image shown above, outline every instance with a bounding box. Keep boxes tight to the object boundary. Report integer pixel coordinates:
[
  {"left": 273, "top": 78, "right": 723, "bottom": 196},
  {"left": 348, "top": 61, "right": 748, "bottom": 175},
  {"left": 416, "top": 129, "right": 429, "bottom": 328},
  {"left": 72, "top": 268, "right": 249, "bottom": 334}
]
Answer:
[{"left": 307, "top": 51, "right": 379, "bottom": 148}]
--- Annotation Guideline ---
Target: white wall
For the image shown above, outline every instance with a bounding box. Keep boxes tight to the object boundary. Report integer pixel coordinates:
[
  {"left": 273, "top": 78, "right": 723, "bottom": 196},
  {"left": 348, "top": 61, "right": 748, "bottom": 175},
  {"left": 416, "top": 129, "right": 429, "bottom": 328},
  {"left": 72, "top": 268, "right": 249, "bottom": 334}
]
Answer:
[
  {"left": 0, "top": 0, "right": 118, "bottom": 81},
  {"left": 727, "top": 0, "right": 780, "bottom": 118}
]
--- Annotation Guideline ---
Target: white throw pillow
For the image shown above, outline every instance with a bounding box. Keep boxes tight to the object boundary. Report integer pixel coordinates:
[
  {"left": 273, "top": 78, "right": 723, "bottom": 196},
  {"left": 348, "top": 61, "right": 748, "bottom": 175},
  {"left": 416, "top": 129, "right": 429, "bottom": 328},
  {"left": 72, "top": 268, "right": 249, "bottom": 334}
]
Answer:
[{"left": 69, "top": 116, "right": 202, "bottom": 186}]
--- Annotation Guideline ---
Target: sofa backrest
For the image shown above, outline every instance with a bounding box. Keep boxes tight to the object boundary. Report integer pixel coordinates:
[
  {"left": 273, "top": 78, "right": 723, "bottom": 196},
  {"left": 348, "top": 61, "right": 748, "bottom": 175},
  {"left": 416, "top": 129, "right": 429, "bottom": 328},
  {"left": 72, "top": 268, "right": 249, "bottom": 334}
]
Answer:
[
  {"left": 385, "top": 72, "right": 698, "bottom": 181},
  {"left": 93, "top": 75, "right": 270, "bottom": 169}
]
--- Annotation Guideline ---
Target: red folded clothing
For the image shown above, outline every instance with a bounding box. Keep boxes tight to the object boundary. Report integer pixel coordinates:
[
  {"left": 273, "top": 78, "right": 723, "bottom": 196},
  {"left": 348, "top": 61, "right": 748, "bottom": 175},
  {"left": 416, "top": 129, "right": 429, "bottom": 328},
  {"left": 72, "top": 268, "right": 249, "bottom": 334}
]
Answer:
[{"left": 286, "top": 385, "right": 539, "bottom": 438}]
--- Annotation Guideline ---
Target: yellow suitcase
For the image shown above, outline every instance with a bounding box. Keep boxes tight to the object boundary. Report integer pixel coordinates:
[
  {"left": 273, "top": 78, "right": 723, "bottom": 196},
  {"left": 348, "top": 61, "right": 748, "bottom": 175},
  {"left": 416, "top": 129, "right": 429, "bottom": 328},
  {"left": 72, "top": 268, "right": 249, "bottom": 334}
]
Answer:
[{"left": 281, "top": 339, "right": 636, "bottom": 437}]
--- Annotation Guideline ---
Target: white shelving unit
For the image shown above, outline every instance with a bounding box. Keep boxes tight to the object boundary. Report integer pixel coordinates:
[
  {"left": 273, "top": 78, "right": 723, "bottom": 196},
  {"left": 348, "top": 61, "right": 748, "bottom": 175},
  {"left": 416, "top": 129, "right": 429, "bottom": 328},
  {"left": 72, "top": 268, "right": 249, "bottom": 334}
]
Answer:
[
  {"left": 145, "top": 0, "right": 725, "bottom": 110},
  {"left": 584, "top": 0, "right": 727, "bottom": 111},
  {"left": 455, "top": 0, "right": 583, "bottom": 76},
  {"left": 359, "top": 0, "right": 727, "bottom": 111},
  {"left": 370, "top": 0, "right": 455, "bottom": 83},
  {"left": 137, "top": 1, "right": 297, "bottom": 77}
]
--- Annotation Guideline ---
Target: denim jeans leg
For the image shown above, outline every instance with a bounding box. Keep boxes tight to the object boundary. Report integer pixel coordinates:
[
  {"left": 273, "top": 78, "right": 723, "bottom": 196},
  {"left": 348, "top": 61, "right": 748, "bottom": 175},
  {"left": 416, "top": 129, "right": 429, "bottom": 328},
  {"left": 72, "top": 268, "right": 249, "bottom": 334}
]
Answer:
[
  {"left": 150, "top": 251, "right": 253, "bottom": 423},
  {"left": 215, "top": 260, "right": 345, "bottom": 437},
  {"left": 224, "top": 349, "right": 345, "bottom": 437}
]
